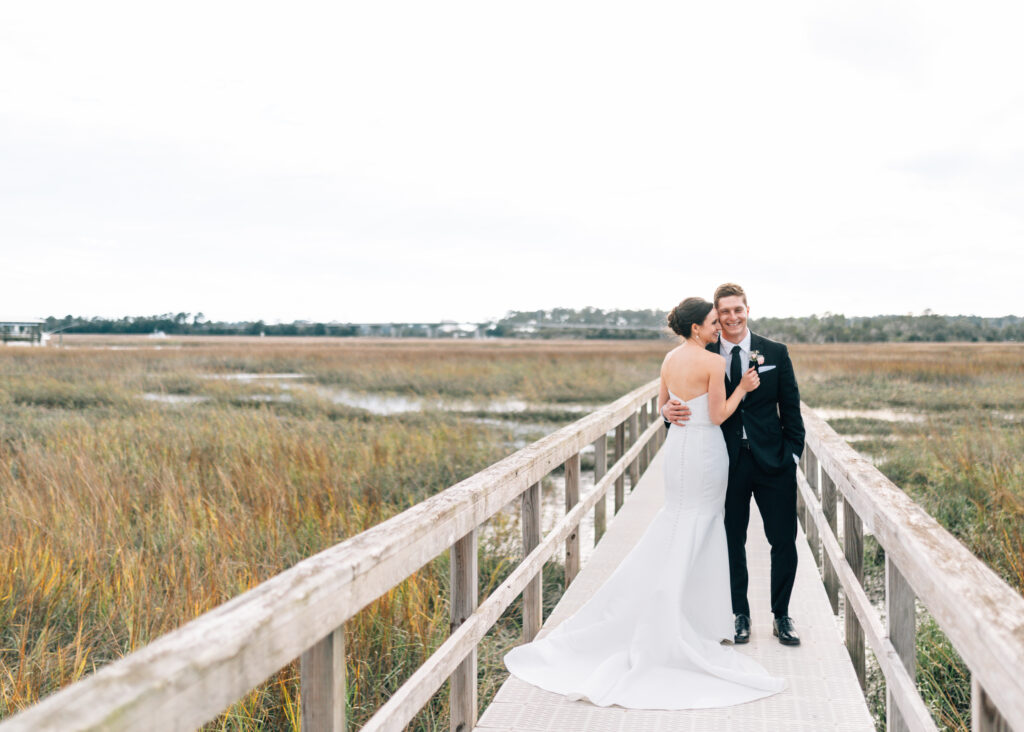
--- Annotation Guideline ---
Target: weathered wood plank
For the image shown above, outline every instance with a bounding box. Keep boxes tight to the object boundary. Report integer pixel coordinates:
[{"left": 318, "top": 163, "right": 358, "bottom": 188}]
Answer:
[
  {"left": 614, "top": 422, "right": 625, "bottom": 513},
  {"left": 564, "top": 453, "right": 581, "bottom": 586},
  {"left": 886, "top": 557, "right": 916, "bottom": 732},
  {"left": 0, "top": 382, "right": 661, "bottom": 732},
  {"left": 521, "top": 482, "right": 542, "bottom": 642},
  {"left": 821, "top": 471, "right": 840, "bottom": 614},
  {"left": 971, "top": 678, "right": 1014, "bottom": 732},
  {"left": 805, "top": 451, "right": 821, "bottom": 569},
  {"left": 358, "top": 419, "right": 663, "bottom": 732},
  {"left": 797, "top": 473, "right": 937, "bottom": 732},
  {"left": 300, "top": 626, "right": 345, "bottom": 732},
  {"left": 797, "top": 452, "right": 808, "bottom": 531},
  {"left": 628, "top": 411, "right": 640, "bottom": 489},
  {"left": 638, "top": 403, "right": 649, "bottom": 474},
  {"left": 843, "top": 494, "right": 866, "bottom": 690},
  {"left": 450, "top": 530, "right": 478, "bottom": 732},
  {"left": 802, "top": 405, "right": 1024, "bottom": 726},
  {"left": 592, "top": 436, "right": 607, "bottom": 544}
]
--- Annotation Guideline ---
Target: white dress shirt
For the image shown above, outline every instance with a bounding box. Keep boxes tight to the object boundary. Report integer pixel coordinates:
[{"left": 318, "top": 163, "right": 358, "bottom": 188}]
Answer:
[
  {"left": 719, "top": 330, "right": 799, "bottom": 464},
  {"left": 719, "top": 330, "right": 751, "bottom": 438},
  {"left": 719, "top": 330, "right": 751, "bottom": 382}
]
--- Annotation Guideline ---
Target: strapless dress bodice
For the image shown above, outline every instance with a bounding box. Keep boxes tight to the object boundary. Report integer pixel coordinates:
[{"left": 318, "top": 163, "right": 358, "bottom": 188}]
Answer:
[{"left": 667, "top": 391, "right": 714, "bottom": 427}]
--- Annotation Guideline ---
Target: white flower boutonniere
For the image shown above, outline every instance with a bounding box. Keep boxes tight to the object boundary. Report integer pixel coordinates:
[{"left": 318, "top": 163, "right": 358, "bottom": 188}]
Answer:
[{"left": 749, "top": 350, "right": 765, "bottom": 370}]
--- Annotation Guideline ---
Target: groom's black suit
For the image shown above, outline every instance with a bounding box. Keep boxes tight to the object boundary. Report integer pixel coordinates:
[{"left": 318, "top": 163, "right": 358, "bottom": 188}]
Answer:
[{"left": 706, "top": 332, "right": 805, "bottom": 618}]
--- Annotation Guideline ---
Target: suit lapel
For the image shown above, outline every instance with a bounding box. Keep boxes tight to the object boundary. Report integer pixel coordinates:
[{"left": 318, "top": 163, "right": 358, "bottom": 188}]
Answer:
[{"left": 749, "top": 332, "right": 764, "bottom": 359}]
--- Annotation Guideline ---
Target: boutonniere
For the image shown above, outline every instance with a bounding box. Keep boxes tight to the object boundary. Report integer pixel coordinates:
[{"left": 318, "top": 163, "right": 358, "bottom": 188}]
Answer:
[{"left": 749, "top": 350, "right": 765, "bottom": 369}]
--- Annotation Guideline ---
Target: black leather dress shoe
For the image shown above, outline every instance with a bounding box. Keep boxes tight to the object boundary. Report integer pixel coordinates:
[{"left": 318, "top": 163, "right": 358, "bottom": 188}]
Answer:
[
  {"left": 734, "top": 614, "right": 751, "bottom": 644},
  {"left": 773, "top": 616, "right": 801, "bottom": 646}
]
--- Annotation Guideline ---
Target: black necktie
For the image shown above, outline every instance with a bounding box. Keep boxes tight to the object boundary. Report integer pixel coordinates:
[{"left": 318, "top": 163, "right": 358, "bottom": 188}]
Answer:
[{"left": 730, "top": 345, "right": 742, "bottom": 388}]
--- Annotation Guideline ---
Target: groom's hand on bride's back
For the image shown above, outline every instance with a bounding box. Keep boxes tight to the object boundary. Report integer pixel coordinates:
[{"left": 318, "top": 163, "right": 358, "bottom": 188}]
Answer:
[{"left": 662, "top": 399, "right": 691, "bottom": 426}]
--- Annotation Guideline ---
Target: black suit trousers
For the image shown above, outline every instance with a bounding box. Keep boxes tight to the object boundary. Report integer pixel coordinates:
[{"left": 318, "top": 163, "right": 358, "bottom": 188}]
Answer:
[{"left": 725, "top": 445, "right": 798, "bottom": 618}]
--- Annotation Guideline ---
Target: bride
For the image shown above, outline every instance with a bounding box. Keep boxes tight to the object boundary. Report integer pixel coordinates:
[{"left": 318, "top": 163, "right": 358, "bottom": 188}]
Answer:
[{"left": 503, "top": 297, "right": 785, "bottom": 709}]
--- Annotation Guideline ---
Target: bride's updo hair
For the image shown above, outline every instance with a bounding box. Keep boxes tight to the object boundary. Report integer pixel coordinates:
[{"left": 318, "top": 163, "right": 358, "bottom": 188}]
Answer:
[{"left": 667, "top": 297, "right": 714, "bottom": 338}]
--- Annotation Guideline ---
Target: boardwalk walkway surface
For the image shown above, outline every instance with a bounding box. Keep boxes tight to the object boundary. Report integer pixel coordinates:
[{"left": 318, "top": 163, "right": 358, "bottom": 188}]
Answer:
[{"left": 476, "top": 448, "right": 876, "bottom": 732}]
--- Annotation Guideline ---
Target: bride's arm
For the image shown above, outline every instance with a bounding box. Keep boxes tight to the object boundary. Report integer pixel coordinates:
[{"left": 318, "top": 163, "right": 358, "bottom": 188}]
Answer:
[
  {"left": 658, "top": 356, "right": 671, "bottom": 415},
  {"left": 708, "top": 360, "right": 759, "bottom": 425}
]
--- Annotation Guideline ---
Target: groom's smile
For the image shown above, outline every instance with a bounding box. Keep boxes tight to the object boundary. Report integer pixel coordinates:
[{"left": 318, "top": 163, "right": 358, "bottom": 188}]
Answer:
[{"left": 717, "top": 295, "right": 749, "bottom": 342}]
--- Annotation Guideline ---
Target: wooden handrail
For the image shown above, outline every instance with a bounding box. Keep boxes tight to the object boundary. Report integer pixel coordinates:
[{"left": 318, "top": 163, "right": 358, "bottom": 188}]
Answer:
[
  {"left": 798, "top": 405, "right": 1024, "bottom": 731},
  {"left": 8, "top": 385, "right": 1020, "bottom": 732},
  {"left": 360, "top": 418, "right": 663, "bottom": 732},
  {"left": 0, "top": 381, "right": 661, "bottom": 732}
]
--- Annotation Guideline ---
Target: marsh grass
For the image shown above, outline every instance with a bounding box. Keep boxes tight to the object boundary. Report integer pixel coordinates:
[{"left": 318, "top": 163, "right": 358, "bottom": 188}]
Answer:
[
  {"left": 794, "top": 343, "right": 1024, "bottom": 731},
  {"left": 2, "top": 338, "right": 1022, "bottom": 730}
]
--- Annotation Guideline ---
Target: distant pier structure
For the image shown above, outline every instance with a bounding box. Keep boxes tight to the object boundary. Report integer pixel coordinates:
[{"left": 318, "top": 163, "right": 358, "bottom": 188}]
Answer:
[{"left": 0, "top": 320, "right": 44, "bottom": 345}]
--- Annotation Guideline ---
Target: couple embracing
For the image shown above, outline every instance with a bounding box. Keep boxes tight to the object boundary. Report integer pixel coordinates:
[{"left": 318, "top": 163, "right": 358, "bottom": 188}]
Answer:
[{"left": 504, "top": 283, "right": 806, "bottom": 710}]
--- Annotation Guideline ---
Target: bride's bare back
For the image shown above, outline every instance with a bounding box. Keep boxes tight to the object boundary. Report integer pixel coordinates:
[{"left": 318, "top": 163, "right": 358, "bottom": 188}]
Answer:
[
  {"left": 660, "top": 343, "right": 757, "bottom": 426},
  {"left": 661, "top": 344, "right": 718, "bottom": 402}
]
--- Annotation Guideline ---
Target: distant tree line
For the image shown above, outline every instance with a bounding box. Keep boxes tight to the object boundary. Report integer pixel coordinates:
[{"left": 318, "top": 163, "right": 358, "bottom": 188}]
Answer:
[
  {"left": 488, "top": 309, "right": 1024, "bottom": 342},
  {"left": 43, "top": 314, "right": 360, "bottom": 337},
  {"left": 43, "top": 310, "right": 1024, "bottom": 342}
]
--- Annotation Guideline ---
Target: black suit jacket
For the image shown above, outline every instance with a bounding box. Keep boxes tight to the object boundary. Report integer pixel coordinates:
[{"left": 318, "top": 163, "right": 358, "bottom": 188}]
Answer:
[{"left": 706, "top": 333, "right": 805, "bottom": 473}]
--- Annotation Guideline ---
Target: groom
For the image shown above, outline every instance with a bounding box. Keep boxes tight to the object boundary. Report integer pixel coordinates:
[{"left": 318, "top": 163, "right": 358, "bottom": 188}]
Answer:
[{"left": 663, "top": 283, "right": 805, "bottom": 646}]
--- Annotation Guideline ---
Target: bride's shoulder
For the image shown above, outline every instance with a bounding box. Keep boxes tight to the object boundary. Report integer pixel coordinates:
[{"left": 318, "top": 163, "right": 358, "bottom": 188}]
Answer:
[
  {"left": 662, "top": 345, "right": 685, "bottom": 363},
  {"left": 696, "top": 347, "right": 724, "bottom": 365}
]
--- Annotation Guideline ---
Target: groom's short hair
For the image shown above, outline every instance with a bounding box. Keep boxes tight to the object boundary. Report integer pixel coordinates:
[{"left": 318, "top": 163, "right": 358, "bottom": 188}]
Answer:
[{"left": 714, "top": 283, "right": 747, "bottom": 308}]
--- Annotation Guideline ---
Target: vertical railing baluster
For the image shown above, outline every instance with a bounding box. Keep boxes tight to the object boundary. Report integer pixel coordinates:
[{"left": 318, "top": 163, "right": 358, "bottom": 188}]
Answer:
[
  {"left": 971, "top": 677, "right": 1012, "bottom": 731},
  {"left": 521, "top": 483, "right": 542, "bottom": 642},
  {"left": 886, "top": 557, "right": 916, "bottom": 732},
  {"left": 564, "top": 453, "right": 581, "bottom": 585},
  {"left": 638, "top": 403, "right": 649, "bottom": 474},
  {"left": 806, "top": 451, "right": 821, "bottom": 569},
  {"left": 821, "top": 471, "right": 840, "bottom": 613},
  {"left": 614, "top": 423, "right": 625, "bottom": 513},
  {"left": 450, "top": 529, "right": 478, "bottom": 732},
  {"left": 300, "top": 626, "right": 346, "bottom": 732},
  {"left": 593, "top": 434, "right": 607, "bottom": 544},
  {"left": 628, "top": 410, "right": 640, "bottom": 489},
  {"left": 648, "top": 394, "right": 658, "bottom": 453},
  {"left": 843, "top": 496, "right": 866, "bottom": 689},
  {"left": 797, "top": 452, "right": 808, "bottom": 530}
]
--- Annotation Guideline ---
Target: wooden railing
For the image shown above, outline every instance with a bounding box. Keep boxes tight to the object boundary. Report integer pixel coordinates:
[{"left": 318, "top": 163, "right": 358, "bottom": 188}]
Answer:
[
  {"left": 0, "top": 381, "right": 665, "bottom": 732},
  {"left": 6, "top": 385, "right": 1021, "bottom": 732},
  {"left": 796, "top": 406, "right": 1024, "bottom": 732}
]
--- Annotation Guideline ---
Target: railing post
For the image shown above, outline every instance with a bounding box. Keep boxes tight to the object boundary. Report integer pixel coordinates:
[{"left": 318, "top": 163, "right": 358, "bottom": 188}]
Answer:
[
  {"left": 300, "top": 626, "right": 346, "bottom": 732},
  {"left": 796, "top": 452, "right": 807, "bottom": 530},
  {"left": 521, "top": 482, "right": 542, "bottom": 642},
  {"left": 843, "top": 497, "right": 866, "bottom": 690},
  {"left": 564, "top": 452, "right": 581, "bottom": 585},
  {"left": 592, "top": 435, "right": 607, "bottom": 544},
  {"left": 628, "top": 410, "right": 640, "bottom": 489},
  {"left": 972, "top": 677, "right": 1013, "bottom": 731},
  {"left": 614, "top": 422, "right": 625, "bottom": 513},
  {"left": 638, "top": 403, "right": 649, "bottom": 474},
  {"left": 886, "top": 557, "right": 916, "bottom": 732},
  {"left": 821, "top": 471, "right": 840, "bottom": 614},
  {"left": 450, "top": 529, "right": 478, "bottom": 732},
  {"left": 648, "top": 394, "right": 658, "bottom": 451},
  {"left": 805, "top": 451, "right": 821, "bottom": 569}
]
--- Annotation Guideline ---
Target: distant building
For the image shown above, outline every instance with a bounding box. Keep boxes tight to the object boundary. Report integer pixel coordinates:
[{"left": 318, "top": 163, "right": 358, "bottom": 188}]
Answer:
[
  {"left": 435, "top": 322, "right": 482, "bottom": 338},
  {"left": 1, "top": 320, "right": 45, "bottom": 345}
]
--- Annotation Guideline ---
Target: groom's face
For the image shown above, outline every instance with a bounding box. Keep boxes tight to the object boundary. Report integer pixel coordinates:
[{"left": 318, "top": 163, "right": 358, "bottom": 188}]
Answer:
[{"left": 717, "top": 296, "right": 749, "bottom": 342}]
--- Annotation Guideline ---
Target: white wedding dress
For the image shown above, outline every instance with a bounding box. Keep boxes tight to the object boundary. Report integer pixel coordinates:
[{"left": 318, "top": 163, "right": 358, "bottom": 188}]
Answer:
[{"left": 504, "top": 391, "right": 784, "bottom": 709}]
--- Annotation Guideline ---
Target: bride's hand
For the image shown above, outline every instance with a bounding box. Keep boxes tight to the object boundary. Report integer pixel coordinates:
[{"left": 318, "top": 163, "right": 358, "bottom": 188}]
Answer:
[{"left": 738, "top": 367, "right": 760, "bottom": 393}]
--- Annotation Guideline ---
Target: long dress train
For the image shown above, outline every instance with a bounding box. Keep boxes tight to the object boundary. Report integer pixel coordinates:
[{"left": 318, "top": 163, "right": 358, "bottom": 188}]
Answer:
[{"left": 503, "top": 392, "right": 784, "bottom": 709}]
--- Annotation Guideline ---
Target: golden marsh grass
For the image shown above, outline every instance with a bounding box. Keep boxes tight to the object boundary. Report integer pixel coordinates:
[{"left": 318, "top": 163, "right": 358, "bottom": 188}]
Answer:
[{"left": 2, "top": 337, "right": 1022, "bottom": 730}]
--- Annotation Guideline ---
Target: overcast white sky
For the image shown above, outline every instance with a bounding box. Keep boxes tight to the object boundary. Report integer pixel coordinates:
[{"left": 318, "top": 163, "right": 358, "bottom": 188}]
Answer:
[{"left": 2, "top": 1, "right": 1022, "bottom": 323}]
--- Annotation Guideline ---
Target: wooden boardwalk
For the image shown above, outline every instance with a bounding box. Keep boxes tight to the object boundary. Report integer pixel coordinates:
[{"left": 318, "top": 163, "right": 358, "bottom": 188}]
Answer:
[
  {"left": 477, "top": 448, "right": 876, "bottom": 732},
  {"left": 5, "top": 384, "right": 1020, "bottom": 731}
]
